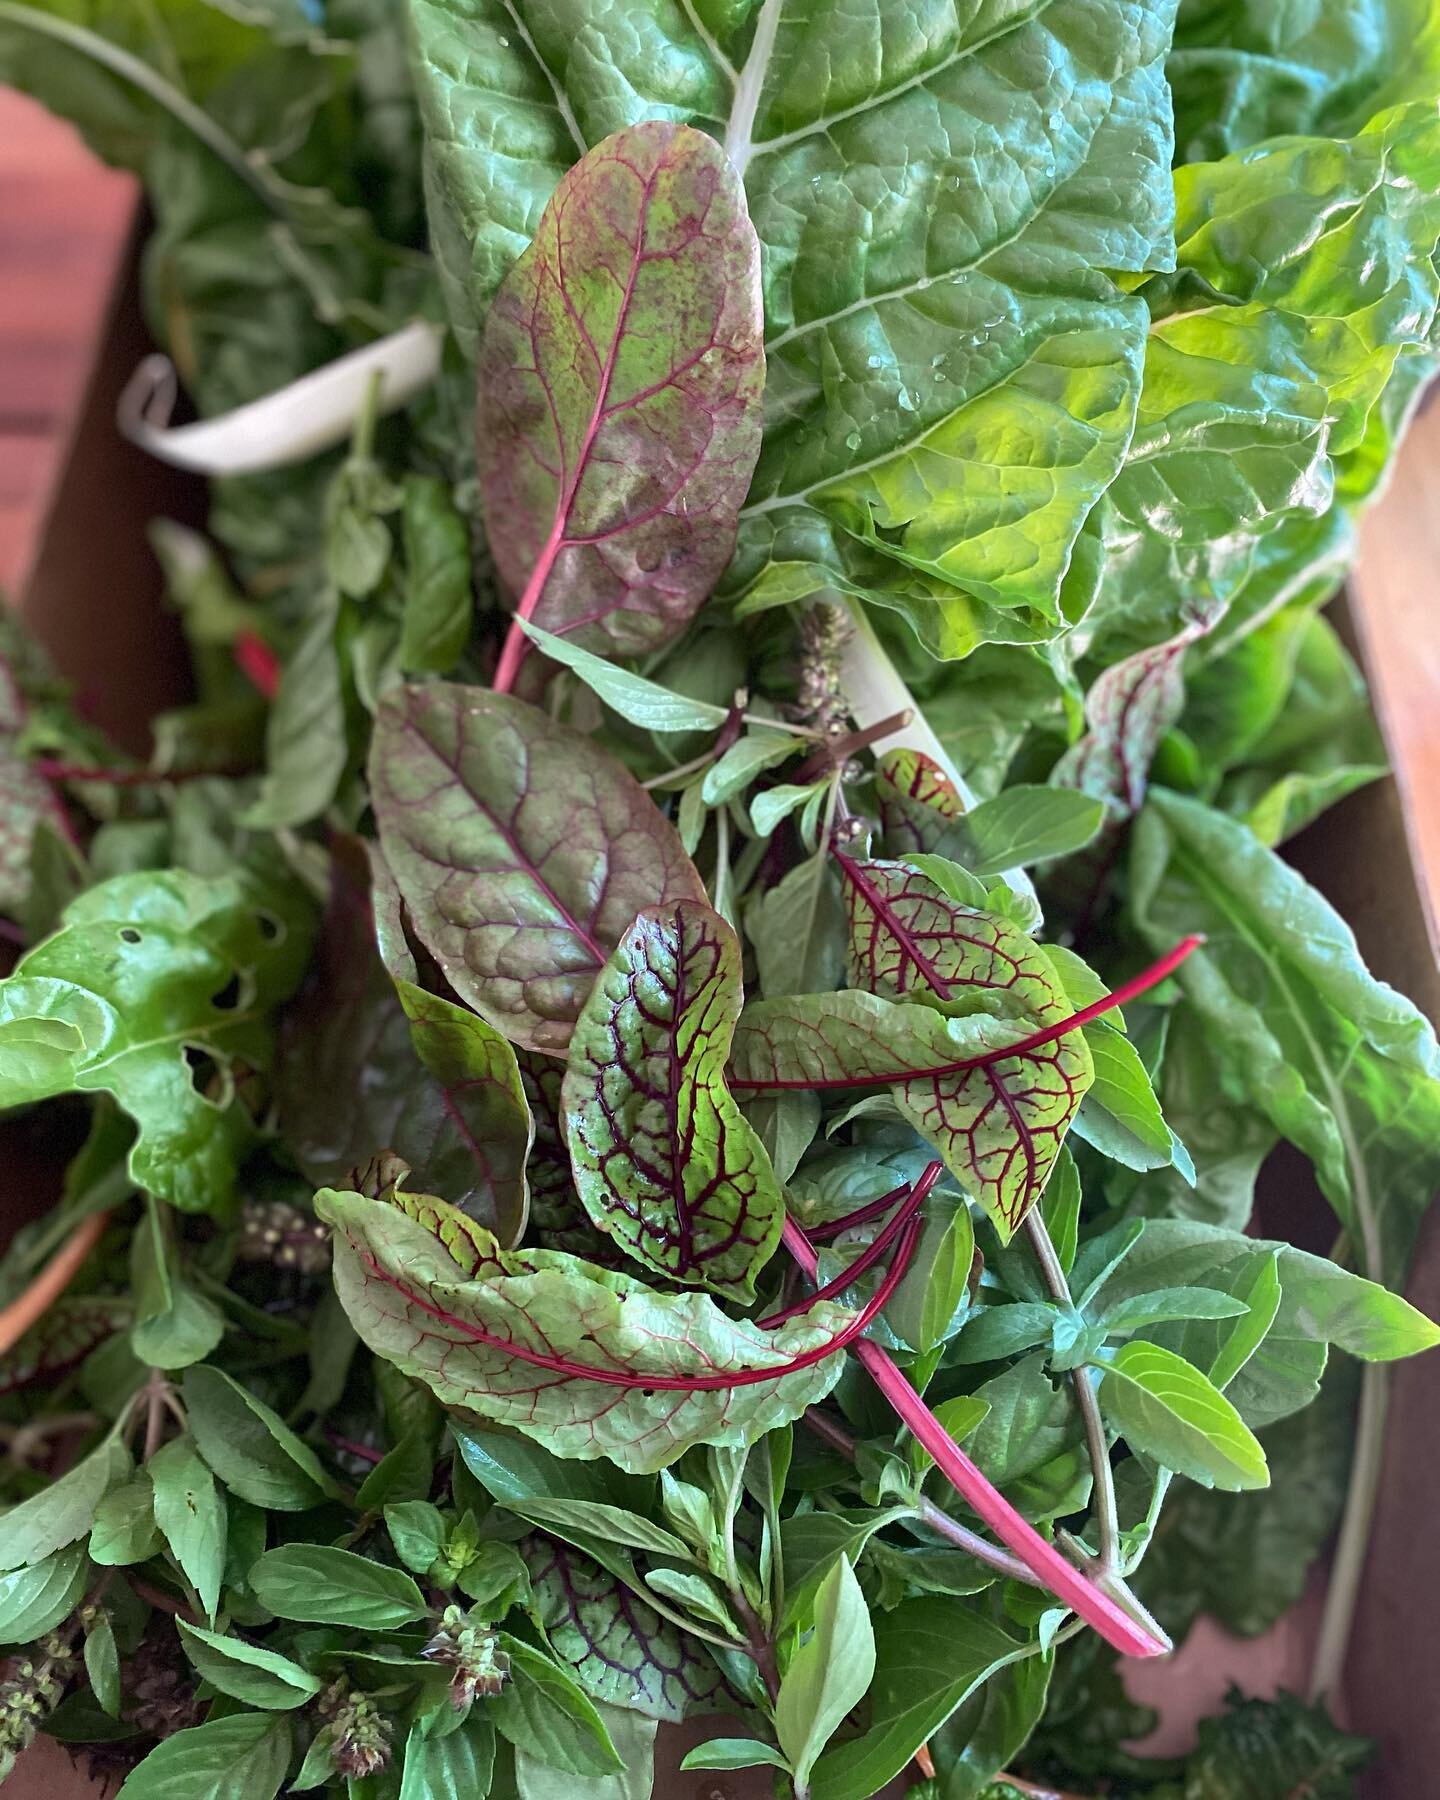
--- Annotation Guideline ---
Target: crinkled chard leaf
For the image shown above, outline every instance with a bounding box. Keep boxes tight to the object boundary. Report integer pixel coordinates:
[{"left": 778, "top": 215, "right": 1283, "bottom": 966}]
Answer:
[
  {"left": 0, "top": 870, "right": 310, "bottom": 1211},
  {"left": 563, "top": 900, "right": 784, "bottom": 1301},
  {"left": 521, "top": 1533, "right": 728, "bottom": 1722},
  {"left": 478, "top": 121, "right": 764, "bottom": 667},
  {"left": 368, "top": 683, "right": 705, "bottom": 1053},
  {"left": 317, "top": 1188, "right": 853, "bottom": 1474},
  {"left": 411, "top": 0, "right": 1179, "bottom": 657},
  {"left": 279, "top": 846, "right": 531, "bottom": 1239}
]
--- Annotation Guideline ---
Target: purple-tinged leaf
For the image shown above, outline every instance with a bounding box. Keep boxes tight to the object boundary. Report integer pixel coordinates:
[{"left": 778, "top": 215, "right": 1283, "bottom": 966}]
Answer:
[
  {"left": 563, "top": 900, "right": 784, "bottom": 1302},
  {"left": 0, "top": 1297, "right": 130, "bottom": 1396},
  {"left": 522, "top": 1533, "right": 728, "bottom": 1722},
  {"left": 479, "top": 121, "right": 764, "bottom": 692},
  {"left": 875, "top": 750, "right": 969, "bottom": 861},
  {"left": 316, "top": 1187, "right": 851, "bottom": 1474},
  {"left": 1053, "top": 604, "right": 1223, "bottom": 823},
  {"left": 278, "top": 843, "right": 530, "bottom": 1239},
  {"left": 368, "top": 683, "right": 706, "bottom": 1054}
]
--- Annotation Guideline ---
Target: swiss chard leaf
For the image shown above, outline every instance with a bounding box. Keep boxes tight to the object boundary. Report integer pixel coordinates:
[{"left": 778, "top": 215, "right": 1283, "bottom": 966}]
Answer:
[
  {"left": 563, "top": 899, "right": 784, "bottom": 1300},
  {"left": 478, "top": 121, "right": 764, "bottom": 671},
  {"left": 318, "top": 1187, "right": 854, "bottom": 1473},
  {"left": 369, "top": 683, "right": 705, "bottom": 1053},
  {"left": 0, "top": 870, "right": 310, "bottom": 1210}
]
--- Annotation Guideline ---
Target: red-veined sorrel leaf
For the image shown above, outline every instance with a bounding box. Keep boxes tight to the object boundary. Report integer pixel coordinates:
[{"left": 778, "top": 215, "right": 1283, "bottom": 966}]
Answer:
[
  {"left": 875, "top": 750, "right": 969, "bottom": 861},
  {"left": 479, "top": 121, "right": 764, "bottom": 692},
  {"left": 1053, "top": 603, "right": 1223, "bottom": 822},
  {"left": 563, "top": 900, "right": 784, "bottom": 1302},
  {"left": 516, "top": 1048, "right": 627, "bottom": 1268},
  {"left": 830, "top": 860, "right": 1093, "bottom": 1236},
  {"left": 521, "top": 1534, "right": 728, "bottom": 1722},
  {"left": 368, "top": 683, "right": 705, "bottom": 1054},
  {"left": 315, "top": 1187, "right": 853, "bottom": 1474},
  {"left": 279, "top": 841, "right": 530, "bottom": 1240},
  {"left": 0, "top": 1296, "right": 131, "bottom": 1396}
]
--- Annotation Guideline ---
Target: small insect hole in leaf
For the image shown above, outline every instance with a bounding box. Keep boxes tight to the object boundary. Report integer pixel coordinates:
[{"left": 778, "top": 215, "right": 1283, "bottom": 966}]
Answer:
[
  {"left": 183, "top": 1044, "right": 227, "bottom": 1106},
  {"left": 210, "top": 973, "right": 244, "bottom": 1011},
  {"left": 119, "top": 927, "right": 141, "bottom": 944},
  {"left": 254, "top": 910, "right": 283, "bottom": 942}
]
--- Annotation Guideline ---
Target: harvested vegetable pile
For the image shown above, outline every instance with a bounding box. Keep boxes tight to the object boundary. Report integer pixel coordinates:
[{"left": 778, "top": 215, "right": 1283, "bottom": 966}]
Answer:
[{"left": 1, "top": 2, "right": 1439, "bottom": 1796}]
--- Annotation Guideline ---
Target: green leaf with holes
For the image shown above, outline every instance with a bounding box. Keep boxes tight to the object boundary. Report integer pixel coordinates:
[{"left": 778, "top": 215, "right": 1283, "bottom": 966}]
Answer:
[{"left": 0, "top": 871, "right": 310, "bottom": 1210}]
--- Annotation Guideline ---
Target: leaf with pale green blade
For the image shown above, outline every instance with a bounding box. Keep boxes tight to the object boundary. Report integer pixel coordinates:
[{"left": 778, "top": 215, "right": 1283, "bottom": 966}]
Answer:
[
  {"left": 249, "top": 1544, "right": 428, "bottom": 1629},
  {"left": 522, "top": 1533, "right": 728, "bottom": 1722},
  {"left": 89, "top": 1475, "right": 160, "bottom": 1567},
  {"left": 400, "top": 474, "right": 473, "bottom": 675},
  {"left": 505, "top": 1499, "right": 689, "bottom": 1562},
  {"left": 682, "top": 1739, "right": 788, "bottom": 1772},
  {"left": 113, "top": 1710, "right": 291, "bottom": 1800},
  {"left": 369, "top": 683, "right": 705, "bottom": 1054},
  {"left": 1073, "top": 1021, "right": 1194, "bottom": 1180},
  {"left": 0, "top": 869, "right": 309, "bottom": 1211},
  {"left": 775, "top": 1555, "right": 876, "bottom": 1789},
  {"left": 959, "top": 788, "right": 1106, "bottom": 876},
  {"left": 177, "top": 1621, "right": 322, "bottom": 1710},
  {"left": 84, "top": 1609, "right": 120, "bottom": 1718},
  {"left": 810, "top": 1596, "right": 1029, "bottom": 1800},
  {"left": 1132, "top": 790, "right": 1440, "bottom": 1288},
  {"left": 0, "top": 1426, "right": 128, "bottom": 1570},
  {"left": 491, "top": 1633, "right": 624, "bottom": 1777},
  {"left": 0, "top": 1546, "right": 88, "bottom": 1645},
  {"left": 319, "top": 1187, "right": 853, "bottom": 1474},
  {"left": 400, "top": 1716, "right": 496, "bottom": 1800},
  {"left": 149, "top": 1436, "right": 227, "bottom": 1620},
  {"left": 930, "top": 1652, "right": 1053, "bottom": 1800},
  {"left": 478, "top": 121, "right": 763, "bottom": 669},
  {"left": 515, "top": 1706, "right": 655, "bottom": 1800},
  {"left": 1209, "top": 1251, "right": 1284, "bottom": 1394},
  {"left": 182, "top": 1366, "right": 338, "bottom": 1511},
  {"left": 1100, "top": 1341, "right": 1269, "bottom": 1490},
  {"left": 519, "top": 622, "right": 730, "bottom": 734},
  {"left": 563, "top": 899, "right": 784, "bottom": 1300}
]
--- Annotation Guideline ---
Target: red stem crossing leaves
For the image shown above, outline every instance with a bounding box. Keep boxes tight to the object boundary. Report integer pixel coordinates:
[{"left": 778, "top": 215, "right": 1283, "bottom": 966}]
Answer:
[{"left": 729, "top": 935, "right": 1204, "bottom": 1092}]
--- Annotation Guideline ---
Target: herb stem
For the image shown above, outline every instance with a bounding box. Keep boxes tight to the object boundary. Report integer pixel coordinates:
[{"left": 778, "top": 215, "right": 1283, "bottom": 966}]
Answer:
[
  {"left": 781, "top": 1214, "right": 1166, "bottom": 1659},
  {"left": 729, "top": 1580, "right": 780, "bottom": 1704},
  {"left": 0, "top": 1211, "right": 112, "bottom": 1358},
  {"left": 1023, "top": 1213, "right": 1120, "bottom": 1574},
  {"left": 1309, "top": 1359, "right": 1388, "bottom": 1700}
]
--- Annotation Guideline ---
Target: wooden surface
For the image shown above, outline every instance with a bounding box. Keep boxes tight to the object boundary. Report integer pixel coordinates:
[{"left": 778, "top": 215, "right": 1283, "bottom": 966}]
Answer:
[
  {"left": 1351, "top": 391, "right": 1440, "bottom": 959},
  {"left": 0, "top": 88, "right": 137, "bottom": 599}
]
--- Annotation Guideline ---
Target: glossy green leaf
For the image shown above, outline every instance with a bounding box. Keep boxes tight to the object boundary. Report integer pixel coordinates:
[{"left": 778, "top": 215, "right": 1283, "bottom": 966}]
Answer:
[
  {"left": 0, "top": 1426, "right": 128, "bottom": 1570},
  {"left": 369, "top": 683, "right": 705, "bottom": 1053},
  {"left": 89, "top": 1474, "right": 160, "bottom": 1567},
  {"left": 775, "top": 1555, "right": 876, "bottom": 1788},
  {"left": 149, "top": 1436, "right": 227, "bottom": 1620},
  {"left": 177, "top": 1620, "right": 323, "bottom": 1709},
  {"left": 249, "top": 1544, "right": 428, "bottom": 1628},
  {"left": 1133, "top": 790, "right": 1440, "bottom": 1287},
  {"left": 182, "top": 1366, "right": 337, "bottom": 1511},
  {"left": 478, "top": 121, "right": 763, "bottom": 668},
  {"left": 400, "top": 474, "right": 473, "bottom": 675},
  {"left": 563, "top": 899, "right": 784, "bottom": 1299},
  {"left": 1209, "top": 1250, "right": 1284, "bottom": 1394},
  {"left": 490, "top": 1633, "right": 624, "bottom": 1777},
  {"left": 386, "top": 1501, "right": 448, "bottom": 1576},
  {"left": 319, "top": 1187, "right": 852, "bottom": 1473},
  {"left": 959, "top": 787, "right": 1106, "bottom": 876},
  {"left": 518, "top": 623, "right": 729, "bottom": 733},
  {"left": 1100, "top": 1341, "right": 1269, "bottom": 1490},
  {"left": 0, "top": 870, "right": 309, "bottom": 1210},
  {"left": 113, "top": 1710, "right": 291, "bottom": 1800},
  {"left": 810, "top": 1596, "right": 1028, "bottom": 1800},
  {"left": 681, "top": 1739, "right": 789, "bottom": 1772},
  {"left": 0, "top": 1545, "right": 88, "bottom": 1645},
  {"left": 401, "top": 1716, "right": 496, "bottom": 1800}
]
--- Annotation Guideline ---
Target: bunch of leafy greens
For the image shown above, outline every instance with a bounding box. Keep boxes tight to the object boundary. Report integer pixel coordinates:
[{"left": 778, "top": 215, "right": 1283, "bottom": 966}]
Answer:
[{"left": 2, "top": 1, "right": 1440, "bottom": 1797}]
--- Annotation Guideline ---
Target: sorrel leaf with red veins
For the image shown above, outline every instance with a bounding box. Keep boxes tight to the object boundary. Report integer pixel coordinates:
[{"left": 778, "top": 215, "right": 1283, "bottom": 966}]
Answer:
[
  {"left": 839, "top": 860, "right": 1093, "bottom": 1236},
  {"left": 0, "top": 1297, "right": 131, "bottom": 1397},
  {"left": 521, "top": 1533, "right": 728, "bottom": 1722},
  {"left": 316, "top": 1188, "right": 853, "bottom": 1474},
  {"left": 279, "top": 846, "right": 531, "bottom": 1241},
  {"left": 369, "top": 683, "right": 706, "bottom": 1054},
  {"left": 875, "top": 750, "right": 970, "bottom": 862},
  {"left": 1053, "top": 603, "right": 1222, "bottom": 824},
  {"left": 478, "top": 121, "right": 764, "bottom": 685},
  {"left": 563, "top": 900, "right": 784, "bottom": 1302}
]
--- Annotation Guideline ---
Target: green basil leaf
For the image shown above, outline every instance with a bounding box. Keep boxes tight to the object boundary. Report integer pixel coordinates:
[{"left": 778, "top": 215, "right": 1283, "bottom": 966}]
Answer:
[
  {"left": 681, "top": 1739, "right": 789, "bottom": 1772},
  {"left": 400, "top": 1715, "right": 496, "bottom": 1800},
  {"left": 501, "top": 1500, "right": 690, "bottom": 1563},
  {"left": 84, "top": 1607, "right": 121, "bottom": 1718},
  {"left": 959, "top": 787, "right": 1106, "bottom": 875},
  {"left": 775, "top": 1555, "right": 876, "bottom": 1787},
  {"left": 1099, "top": 1341, "right": 1269, "bottom": 1490},
  {"left": 490, "top": 1634, "right": 624, "bottom": 1777},
  {"left": 249, "top": 1544, "right": 428, "bottom": 1629},
  {"left": 89, "top": 1474, "right": 160, "bottom": 1567},
  {"left": 182, "top": 1366, "right": 337, "bottom": 1510},
  {"left": 113, "top": 1710, "right": 291, "bottom": 1800},
  {"left": 518, "top": 623, "right": 729, "bottom": 734},
  {"left": 149, "top": 1437, "right": 227, "bottom": 1621},
  {"left": 177, "top": 1620, "right": 322, "bottom": 1709},
  {"left": 515, "top": 1706, "right": 655, "bottom": 1800},
  {"left": 399, "top": 474, "right": 473, "bottom": 676},
  {"left": 0, "top": 1427, "right": 128, "bottom": 1570},
  {"left": 0, "top": 1546, "right": 89, "bottom": 1645}
]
